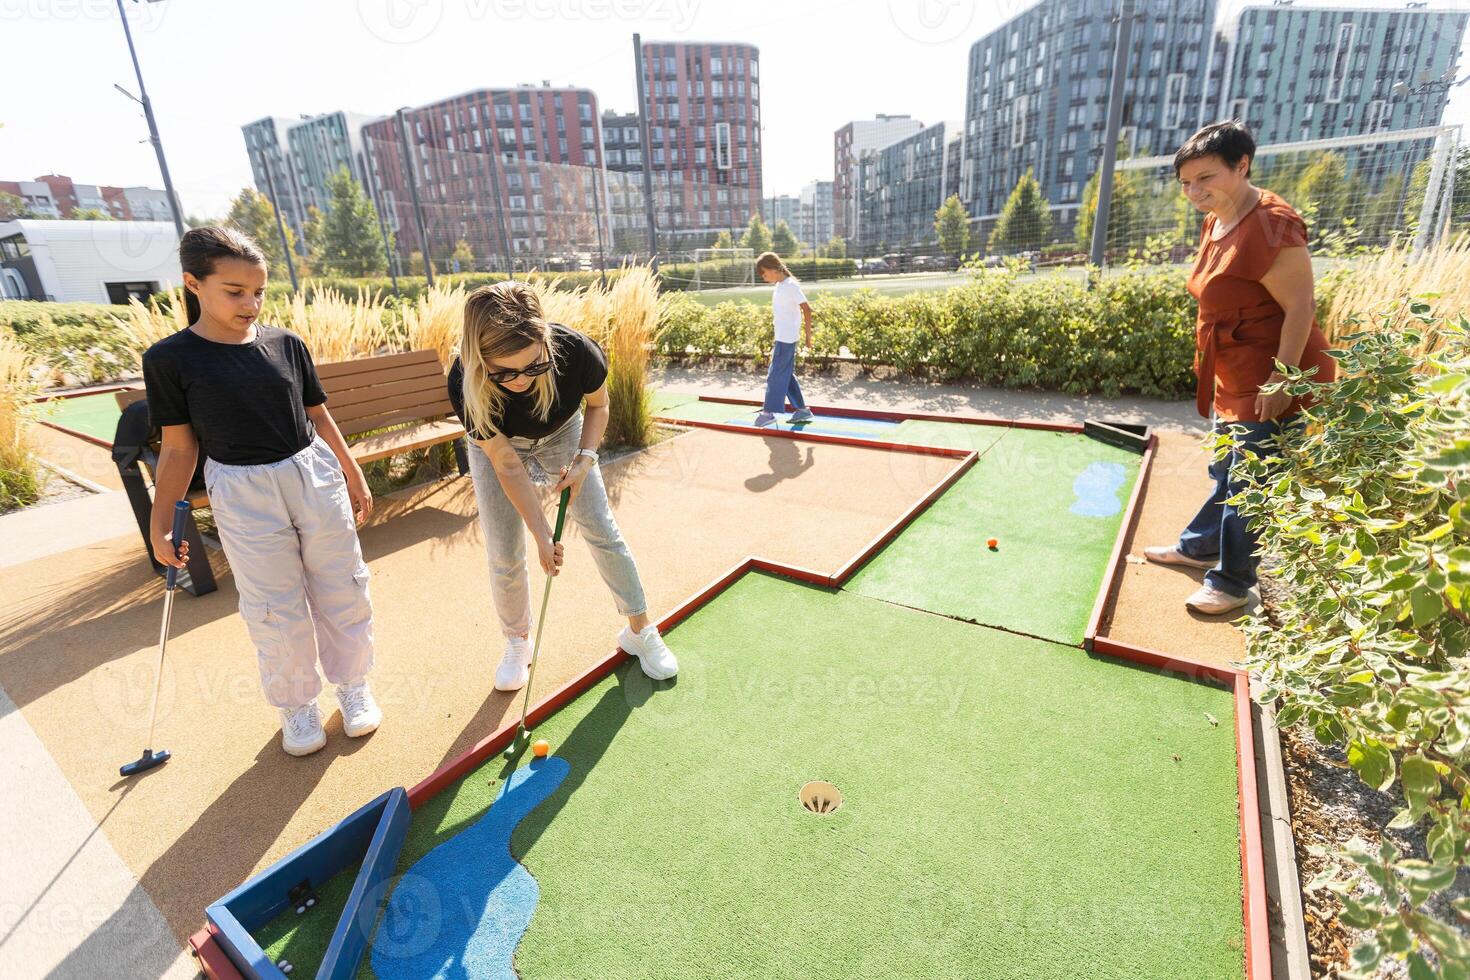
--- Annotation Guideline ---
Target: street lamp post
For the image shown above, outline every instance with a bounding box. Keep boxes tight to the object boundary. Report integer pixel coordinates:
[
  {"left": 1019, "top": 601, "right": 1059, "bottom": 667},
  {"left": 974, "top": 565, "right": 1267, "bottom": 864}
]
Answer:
[{"left": 114, "top": 0, "right": 185, "bottom": 239}]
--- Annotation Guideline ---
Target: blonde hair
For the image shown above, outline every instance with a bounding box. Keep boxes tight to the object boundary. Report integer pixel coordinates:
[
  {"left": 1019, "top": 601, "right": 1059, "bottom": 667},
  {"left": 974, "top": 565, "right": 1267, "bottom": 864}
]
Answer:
[
  {"left": 459, "top": 281, "right": 560, "bottom": 437},
  {"left": 755, "top": 251, "right": 793, "bottom": 279}
]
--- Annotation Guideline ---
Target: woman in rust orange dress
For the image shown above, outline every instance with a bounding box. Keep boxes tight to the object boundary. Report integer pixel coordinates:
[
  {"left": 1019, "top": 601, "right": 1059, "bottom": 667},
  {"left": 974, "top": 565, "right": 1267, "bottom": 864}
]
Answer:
[{"left": 1145, "top": 121, "right": 1337, "bottom": 615}]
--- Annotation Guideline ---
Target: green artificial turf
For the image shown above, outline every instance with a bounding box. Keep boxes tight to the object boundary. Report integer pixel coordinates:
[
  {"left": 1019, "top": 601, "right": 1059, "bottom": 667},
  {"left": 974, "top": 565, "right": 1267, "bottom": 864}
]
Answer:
[
  {"left": 258, "top": 572, "right": 1243, "bottom": 979},
  {"left": 845, "top": 427, "right": 1140, "bottom": 645},
  {"left": 39, "top": 391, "right": 123, "bottom": 443}
]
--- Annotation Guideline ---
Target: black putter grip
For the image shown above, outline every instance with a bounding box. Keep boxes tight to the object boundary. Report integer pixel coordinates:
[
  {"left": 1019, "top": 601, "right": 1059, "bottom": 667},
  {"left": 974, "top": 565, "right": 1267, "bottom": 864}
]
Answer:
[
  {"left": 552, "top": 487, "right": 571, "bottom": 543},
  {"left": 166, "top": 500, "right": 190, "bottom": 590}
]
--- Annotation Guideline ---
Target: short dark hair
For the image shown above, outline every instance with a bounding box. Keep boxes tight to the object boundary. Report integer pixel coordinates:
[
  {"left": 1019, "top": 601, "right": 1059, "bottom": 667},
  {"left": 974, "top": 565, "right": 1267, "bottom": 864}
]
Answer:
[{"left": 1174, "top": 120, "right": 1256, "bottom": 178}]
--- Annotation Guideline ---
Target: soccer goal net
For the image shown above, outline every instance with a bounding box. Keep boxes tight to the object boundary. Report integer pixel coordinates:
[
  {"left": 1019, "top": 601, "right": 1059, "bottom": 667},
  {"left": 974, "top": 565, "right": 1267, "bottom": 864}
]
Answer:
[
  {"left": 1104, "top": 125, "right": 1462, "bottom": 259},
  {"left": 691, "top": 247, "right": 756, "bottom": 289}
]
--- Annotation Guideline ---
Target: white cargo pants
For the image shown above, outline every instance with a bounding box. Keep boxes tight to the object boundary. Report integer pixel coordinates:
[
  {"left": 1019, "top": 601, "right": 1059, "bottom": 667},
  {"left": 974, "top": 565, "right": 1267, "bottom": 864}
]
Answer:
[{"left": 204, "top": 437, "right": 375, "bottom": 709}]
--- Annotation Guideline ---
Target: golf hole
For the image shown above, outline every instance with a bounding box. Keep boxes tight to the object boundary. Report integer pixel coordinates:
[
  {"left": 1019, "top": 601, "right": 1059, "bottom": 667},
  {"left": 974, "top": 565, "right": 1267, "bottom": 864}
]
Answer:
[{"left": 799, "top": 781, "right": 843, "bottom": 815}]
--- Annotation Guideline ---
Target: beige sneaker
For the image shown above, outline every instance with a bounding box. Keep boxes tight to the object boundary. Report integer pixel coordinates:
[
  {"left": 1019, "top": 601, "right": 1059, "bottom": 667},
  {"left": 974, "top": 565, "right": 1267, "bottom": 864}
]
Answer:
[
  {"left": 279, "top": 701, "right": 327, "bottom": 757},
  {"left": 1144, "top": 545, "right": 1216, "bottom": 570},
  {"left": 336, "top": 679, "right": 382, "bottom": 738},
  {"left": 1186, "top": 584, "right": 1251, "bottom": 615}
]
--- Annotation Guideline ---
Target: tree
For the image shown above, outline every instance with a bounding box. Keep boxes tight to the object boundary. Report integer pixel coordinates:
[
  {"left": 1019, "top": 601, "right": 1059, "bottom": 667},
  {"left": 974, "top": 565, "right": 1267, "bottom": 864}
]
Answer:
[
  {"left": 822, "top": 236, "right": 847, "bottom": 259},
  {"left": 1074, "top": 164, "right": 1152, "bottom": 256},
  {"left": 303, "top": 167, "right": 387, "bottom": 277},
  {"left": 989, "top": 168, "right": 1052, "bottom": 253},
  {"left": 711, "top": 230, "right": 734, "bottom": 249},
  {"left": 70, "top": 207, "right": 112, "bottom": 221},
  {"left": 739, "top": 213, "right": 772, "bottom": 254},
  {"left": 450, "top": 238, "right": 475, "bottom": 273},
  {"left": 1359, "top": 172, "right": 1405, "bottom": 245},
  {"left": 1293, "top": 151, "right": 1350, "bottom": 239},
  {"left": 771, "top": 219, "right": 799, "bottom": 256},
  {"left": 226, "top": 187, "right": 296, "bottom": 280},
  {"left": 934, "top": 194, "right": 971, "bottom": 259},
  {"left": 1404, "top": 146, "right": 1470, "bottom": 240},
  {"left": 409, "top": 250, "right": 437, "bottom": 276},
  {"left": 0, "top": 192, "right": 35, "bottom": 220}
]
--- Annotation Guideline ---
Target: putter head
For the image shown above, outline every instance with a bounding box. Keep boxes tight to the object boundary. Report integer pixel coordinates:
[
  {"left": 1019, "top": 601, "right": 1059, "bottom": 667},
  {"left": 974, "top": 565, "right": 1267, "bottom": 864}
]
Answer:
[{"left": 119, "top": 748, "right": 170, "bottom": 777}]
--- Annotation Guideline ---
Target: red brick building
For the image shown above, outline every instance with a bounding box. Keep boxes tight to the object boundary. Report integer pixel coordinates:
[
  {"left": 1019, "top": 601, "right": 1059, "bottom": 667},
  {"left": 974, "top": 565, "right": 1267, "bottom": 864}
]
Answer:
[
  {"left": 638, "top": 40, "right": 762, "bottom": 248},
  {"left": 361, "top": 85, "right": 603, "bottom": 268}
]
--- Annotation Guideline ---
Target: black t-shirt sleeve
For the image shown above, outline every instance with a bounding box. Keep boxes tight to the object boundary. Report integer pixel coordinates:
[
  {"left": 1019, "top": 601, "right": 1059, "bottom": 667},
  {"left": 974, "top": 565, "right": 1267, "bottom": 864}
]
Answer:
[
  {"left": 291, "top": 335, "right": 327, "bottom": 406},
  {"left": 446, "top": 358, "right": 485, "bottom": 439},
  {"left": 566, "top": 329, "right": 608, "bottom": 393},
  {"left": 142, "top": 343, "right": 190, "bottom": 427}
]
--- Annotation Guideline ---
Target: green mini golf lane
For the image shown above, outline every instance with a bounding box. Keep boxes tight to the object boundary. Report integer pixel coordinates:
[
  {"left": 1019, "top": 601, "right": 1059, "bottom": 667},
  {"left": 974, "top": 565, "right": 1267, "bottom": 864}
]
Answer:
[
  {"left": 650, "top": 391, "right": 1013, "bottom": 453},
  {"left": 39, "top": 390, "right": 126, "bottom": 443},
  {"left": 846, "top": 426, "right": 1140, "bottom": 645},
  {"left": 257, "top": 572, "right": 1242, "bottom": 979}
]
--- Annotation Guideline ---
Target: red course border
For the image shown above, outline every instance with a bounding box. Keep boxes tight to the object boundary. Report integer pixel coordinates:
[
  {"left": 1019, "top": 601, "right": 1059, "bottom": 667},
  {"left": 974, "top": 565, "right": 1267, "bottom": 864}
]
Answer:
[{"left": 192, "top": 404, "right": 1269, "bottom": 980}]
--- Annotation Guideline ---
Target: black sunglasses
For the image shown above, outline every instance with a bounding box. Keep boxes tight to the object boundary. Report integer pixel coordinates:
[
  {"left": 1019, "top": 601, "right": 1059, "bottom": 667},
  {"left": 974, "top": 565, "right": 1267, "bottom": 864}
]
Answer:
[{"left": 486, "top": 358, "right": 553, "bottom": 385}]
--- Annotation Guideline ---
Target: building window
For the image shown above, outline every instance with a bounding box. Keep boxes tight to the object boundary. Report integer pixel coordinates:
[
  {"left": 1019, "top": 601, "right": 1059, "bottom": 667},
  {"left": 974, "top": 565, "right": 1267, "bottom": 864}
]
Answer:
[
  {"left": 1011, "top": 93, "right": 1028, "bottom": 148},
  {"left": 715, "top": 121, "right": 732, "bottom": 170},
  {"left": 1327, "top": 22, "right": 1355, "bottom": 103},
  {"left": 1163, "top": 73, "right": 1187, "bottom": 129}
]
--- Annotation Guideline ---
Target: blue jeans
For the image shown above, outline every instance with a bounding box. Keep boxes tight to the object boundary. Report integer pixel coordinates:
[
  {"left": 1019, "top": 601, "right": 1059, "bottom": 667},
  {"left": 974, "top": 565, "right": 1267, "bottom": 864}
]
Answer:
[
  {"left": 1178, "top": 415, "right": 1299, "bottom": 597},
  {"left": 762, "top": 341, "right": 807, "bottom": 414}
]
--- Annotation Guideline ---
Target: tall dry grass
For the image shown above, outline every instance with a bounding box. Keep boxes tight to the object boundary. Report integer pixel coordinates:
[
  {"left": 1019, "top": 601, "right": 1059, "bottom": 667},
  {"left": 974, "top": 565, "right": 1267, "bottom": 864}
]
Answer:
[
  {"left": 267, "top": 286, "right": 394, "bottom": 362},
  {"left": 602, "top": 266, "right": 660, "bottom": 448},
  {"left": 117, "top": 289, "right": 188, "bottom": 366},
  {"left": 401, "top": 282, "right": 468, "bottom": 368},
  {"left": 527, "top": 268, "right": 659, "bottom": 447},
  {"left": 0, "top": 329, "right": 43, "bottom": 510},
  {"left": 1320, "top": 236, "right": 1470, "bottom": 354}
]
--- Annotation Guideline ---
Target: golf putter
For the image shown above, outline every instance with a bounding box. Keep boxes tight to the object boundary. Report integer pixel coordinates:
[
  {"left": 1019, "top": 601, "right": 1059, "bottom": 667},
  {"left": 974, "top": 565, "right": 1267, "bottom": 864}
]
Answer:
[
  {"left": 505, "top": 487, "right": 572, "bottom": 760},
  {"left": 120, "top": 500, "right": 190, "bottom": 777}
]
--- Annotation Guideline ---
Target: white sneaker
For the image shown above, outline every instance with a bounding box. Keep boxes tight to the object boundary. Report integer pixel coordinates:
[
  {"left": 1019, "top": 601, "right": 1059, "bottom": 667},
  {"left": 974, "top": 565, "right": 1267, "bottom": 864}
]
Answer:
[
  {"left": 1144, "top": 545, "right": 1216, "bottom": 570},
  {"left": 335, "top": 679, "right": 382, "bottom": 738},
  {"left": 789, "top": 408, "right": 815, "bottom": 422},
  {"left": 618, "top": 625, "right": 679, "bottom": 680},
  {"left": 1186, "top": 584, "right": 1251, "bottom": 616},
  {"left": 754, "top": 412, "right": 777, "bottom": 428},
  {"left": 495, "top": 636, "right": 533, "bottom": 692},
  {"left": 279, "top": 701, "right": 327, "bottom": 757}
]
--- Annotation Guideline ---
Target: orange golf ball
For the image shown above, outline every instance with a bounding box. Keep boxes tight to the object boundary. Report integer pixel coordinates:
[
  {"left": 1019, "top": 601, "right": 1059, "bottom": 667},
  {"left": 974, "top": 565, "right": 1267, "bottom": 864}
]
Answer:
[
  {"left": 531, "top": 739, "right": 550, "bottom": 758},
  {"left": 986, "top": 538, "right": 998, "bottom": 550}
]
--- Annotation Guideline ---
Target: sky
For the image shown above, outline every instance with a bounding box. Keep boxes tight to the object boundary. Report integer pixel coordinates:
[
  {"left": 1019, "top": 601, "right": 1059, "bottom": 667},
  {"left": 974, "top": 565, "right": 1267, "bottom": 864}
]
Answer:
[{"left": 4, "top": 0, "right": 1470, "bottom": 218}]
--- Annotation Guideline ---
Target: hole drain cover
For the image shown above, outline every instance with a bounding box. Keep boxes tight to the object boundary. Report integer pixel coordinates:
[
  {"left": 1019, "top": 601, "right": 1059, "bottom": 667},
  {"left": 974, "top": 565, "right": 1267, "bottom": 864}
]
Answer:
[{"left": 799, "top": 781, "right": 843, "bottom": 815}]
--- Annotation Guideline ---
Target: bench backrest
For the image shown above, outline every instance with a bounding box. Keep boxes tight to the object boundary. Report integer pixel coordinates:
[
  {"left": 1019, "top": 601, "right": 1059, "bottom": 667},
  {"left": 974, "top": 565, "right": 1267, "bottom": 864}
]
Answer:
[
  {"left": 316, "top": 350, "right": 454, "bottom": 438},
  {"left": 115, "top": 350, "right": 454, "bottom": 439}
]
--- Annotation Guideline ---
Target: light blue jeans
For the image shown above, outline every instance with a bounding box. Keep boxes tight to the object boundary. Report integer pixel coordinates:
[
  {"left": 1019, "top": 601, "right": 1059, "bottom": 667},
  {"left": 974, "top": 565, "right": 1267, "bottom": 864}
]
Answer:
[
  {"left": 762, "top": 340, "right": 807, "bottom": 415},
  {"left": 467, "top": 411, "right": 648, "bottom": 638}
]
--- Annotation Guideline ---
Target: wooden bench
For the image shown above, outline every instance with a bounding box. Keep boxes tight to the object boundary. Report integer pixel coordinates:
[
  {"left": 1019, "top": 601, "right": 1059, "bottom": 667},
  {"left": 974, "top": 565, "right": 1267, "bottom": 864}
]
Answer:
[{"left": 113, "top": 349, "right": 467, "bottom": 595}]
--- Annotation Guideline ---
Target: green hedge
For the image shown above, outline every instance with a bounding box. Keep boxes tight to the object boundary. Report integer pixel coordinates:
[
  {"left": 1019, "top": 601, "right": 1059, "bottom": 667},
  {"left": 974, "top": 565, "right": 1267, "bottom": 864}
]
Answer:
[
  {"left": 0, "top": 300, "right": 135, "bottom": 384},
  {"left": 658, "top": 268, "right": 1198, "bottom": 398}
]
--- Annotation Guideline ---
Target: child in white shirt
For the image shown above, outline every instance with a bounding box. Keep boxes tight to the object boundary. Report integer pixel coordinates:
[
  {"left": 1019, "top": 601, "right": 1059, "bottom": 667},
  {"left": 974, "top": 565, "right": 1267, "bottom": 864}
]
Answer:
[{"left": 753, "top": 252, "right": 815, "bottom": 427}]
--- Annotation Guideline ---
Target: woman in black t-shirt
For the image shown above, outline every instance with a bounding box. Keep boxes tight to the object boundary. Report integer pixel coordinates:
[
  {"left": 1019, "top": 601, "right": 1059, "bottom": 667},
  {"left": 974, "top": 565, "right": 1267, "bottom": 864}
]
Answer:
[
  {"left": 448, "top": 282, "right": 677, "bottom": 690},
  {"left": 142, "top": 227, "right": 381, "bottom": 758}
]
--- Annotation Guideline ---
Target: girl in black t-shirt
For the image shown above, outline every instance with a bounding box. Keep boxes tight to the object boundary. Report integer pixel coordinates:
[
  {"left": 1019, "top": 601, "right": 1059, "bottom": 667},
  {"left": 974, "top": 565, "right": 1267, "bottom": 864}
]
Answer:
[
  {"left": 142, "top": 227, "right": 381, "bottom": 758},
  {"left": 450, "top": 282, "right": 678, "bottom": 690}
]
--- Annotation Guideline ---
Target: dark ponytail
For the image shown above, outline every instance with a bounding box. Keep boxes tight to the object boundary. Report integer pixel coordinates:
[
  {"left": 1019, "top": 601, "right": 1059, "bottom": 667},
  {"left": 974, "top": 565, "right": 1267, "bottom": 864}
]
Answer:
[{"left": 178, "top": 226, "right": 266, "bottom": 325}]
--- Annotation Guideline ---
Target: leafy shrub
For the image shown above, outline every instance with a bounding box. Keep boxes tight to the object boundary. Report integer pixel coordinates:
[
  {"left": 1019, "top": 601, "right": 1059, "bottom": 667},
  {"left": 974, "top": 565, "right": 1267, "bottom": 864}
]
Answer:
[
  {"left": 0, "top": 300, "right": 135, "bottom": 385},
  {"left": 657, "top": 268, "right": 1198, "bottom": 398},
  {"left": 1236, "top": 307, "right": 1470, "bottom": 978}
]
